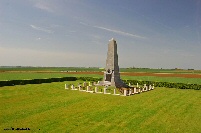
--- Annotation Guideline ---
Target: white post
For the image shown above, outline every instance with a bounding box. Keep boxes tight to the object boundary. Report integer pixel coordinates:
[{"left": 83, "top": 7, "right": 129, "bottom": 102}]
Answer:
[
  {"left": 124, "top": 89, "right": 127, "bottom": 96},
  {"left": 129, "top": 83, "right": 131, "bottom": 86},
  {"left": 113, "top": 88, "right": 120, "bottom": 95},
  {"left": 144, "top": 84, "right": 146, "bottom": 88},
  {"left": 79, "top": 85, "right": 86, "bottom": 92},
  {"left": 131, "top": 88, "right": 134, "bottom": 94},
  {"left": 86, "top": 86, "right": 89, "bottom": 92},
  {"left": 149, "top": 85, "right": 152, "bottom": 90},
  {"left": 65, "top": 84, "right": 68, "bottom": 89},
  {"left": 138, "top": 87, "right": 141, "bottom": 93},
  {"left": 128, "top": 89, "right": 131, "bottom": 95},
  {"left": 137, "top": 83, "right": 139, "bottom": 87},
  {"left": 96, "top": 87, "right": 103, "bottom": 93},
  {"left": 144, "top": 84, "right": 147, "bottom": 91},
  {"left": 152, "top": 84, "right": 154, "bottom": 90},
  {"left": 78, "top": 85, "right": 81, "bottom": 91},
  {"left": 134, "top": 87, "right": 137, "bottom": 94},
  {"left": 104, "top": 87, "right": 107, "bottom": 94},
  {"left": 83, "top": 82, "right": 86, "bottom": 87},
  {"left": 104, "top": 86, "right": 110, "bottom": 94},
  {"left": 71, "top": 84, "right": 77, "bottom": 90},
  {"left": 95, "top": 87, "right": 98, "bottom": 93},
  {"left": 86, "top": 86, "right": 93, "bottom": 93},
  {"left": 71, "top": 84, "right": 74, "bottom": 90}
]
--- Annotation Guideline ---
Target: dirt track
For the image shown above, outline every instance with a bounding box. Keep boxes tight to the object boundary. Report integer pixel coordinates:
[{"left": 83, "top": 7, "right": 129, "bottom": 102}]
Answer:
[{"left": 65, "top": 72, "right": 201, "bottom": 78}]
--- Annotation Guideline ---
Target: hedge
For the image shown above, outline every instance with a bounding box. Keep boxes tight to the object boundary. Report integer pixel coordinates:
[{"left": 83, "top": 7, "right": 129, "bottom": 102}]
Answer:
[
  {"left": 123, "top": 80, "right": 201, "bottom": 90},
  {"left": 0, "top": 77, "right": 200, "bottom": 90},
  {"left": 0, "top": 77, "right": 77, "bottom": 87},
  {"left": 76, "top": 77, "right": 102, "bottom": 82}
]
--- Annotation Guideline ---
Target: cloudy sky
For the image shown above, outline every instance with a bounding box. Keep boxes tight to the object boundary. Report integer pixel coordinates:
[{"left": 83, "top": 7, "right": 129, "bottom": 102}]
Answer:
[{"left": 0, "top": 0, "right": 201, "bottom": 69}]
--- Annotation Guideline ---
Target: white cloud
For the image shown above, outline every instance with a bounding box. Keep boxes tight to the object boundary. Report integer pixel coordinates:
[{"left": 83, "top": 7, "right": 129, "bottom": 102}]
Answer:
[
  {"left": 79, "top": 21, "right": 146, "bottom": 39},
  {"left": 50, "top": 24, "right": 63, "bottom": 28},
  {"left": 79, "top": 22, "right": 89, "bottom": 26},
  {"left": 34, "top": 1, "right": 55, "bottom": 13},
  {"left": 93, "top": 26, "right": 146, "bottom": 39},
  {"left": 30, "top": 25, "right": 53, "bottom": 34}
]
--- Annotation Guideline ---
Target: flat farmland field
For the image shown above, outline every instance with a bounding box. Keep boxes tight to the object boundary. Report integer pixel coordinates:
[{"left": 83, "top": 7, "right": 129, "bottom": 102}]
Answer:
[
  {"left": 1, "top": 81, "right": 201, "bottom": 132},
  {"left": 1, "top": 67, "right": 201, "bottom": 73},
  {"left": 0, "top": 71, "right": 201, "bottom": 84},
  {"left": 0, "top": 72, "right": 102, "bottom": 81}
]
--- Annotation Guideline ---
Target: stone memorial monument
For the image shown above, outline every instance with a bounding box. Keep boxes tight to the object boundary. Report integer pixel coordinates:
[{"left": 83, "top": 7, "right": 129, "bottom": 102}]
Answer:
[{"left": 96, "top": 38, "right": 128, "bottom": 88}]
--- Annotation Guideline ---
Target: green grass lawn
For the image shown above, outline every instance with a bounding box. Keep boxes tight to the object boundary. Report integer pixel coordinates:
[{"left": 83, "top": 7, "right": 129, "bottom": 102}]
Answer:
[{"left": 1, "top": 82, "right": 201, "bottom": 133}]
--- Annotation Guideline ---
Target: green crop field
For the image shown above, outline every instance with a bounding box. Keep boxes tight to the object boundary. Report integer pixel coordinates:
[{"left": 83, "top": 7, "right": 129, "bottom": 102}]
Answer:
[
  {"left": 1, "top": 81, "right": 201, "bottom": 132},
  {"left": 1, "top": 72, "right": 201, "bottom": 85},
  {"left": 1, "top": 67, "right": 201, "bottom": 73},
  {"left": 0, "top": 67, "right": 102, "bottom": 72},
  {"left": 0, "top": 72, "right": 102, "bottom": 81},
  {"left": 121, "top": 75, "right": 201, "bottom": 85}
]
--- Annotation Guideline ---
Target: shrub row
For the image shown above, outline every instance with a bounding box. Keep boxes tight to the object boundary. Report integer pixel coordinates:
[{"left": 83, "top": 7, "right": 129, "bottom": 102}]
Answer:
[
  {"left": 0, "top": 77, "right": 200, "bottom": 90},
  {"left": 123, "top": 80, "right": 201, "bottom": 90},
  {"left": 0, "top": 77, "right": 101, "bottom": 87},
  {"left": 0, "top": 77, "right": 77, "bottom": 87},
  {"left": 74, "top": 77, "right": 201, "bottom": 90},
  {"left": 76, "top": 77, "right": 102, "bottom": 82}
]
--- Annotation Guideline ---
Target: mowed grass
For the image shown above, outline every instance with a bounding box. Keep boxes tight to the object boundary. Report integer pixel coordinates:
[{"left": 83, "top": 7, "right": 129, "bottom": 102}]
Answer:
[{"left": 1, "top": 82, "right": 201, "bottom": 133}]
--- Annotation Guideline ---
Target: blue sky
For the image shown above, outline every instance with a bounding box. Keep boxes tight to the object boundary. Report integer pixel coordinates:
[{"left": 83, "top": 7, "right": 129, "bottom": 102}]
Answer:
[{"left": 0, "top": 0, "right": 201, "bottom": 69}]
